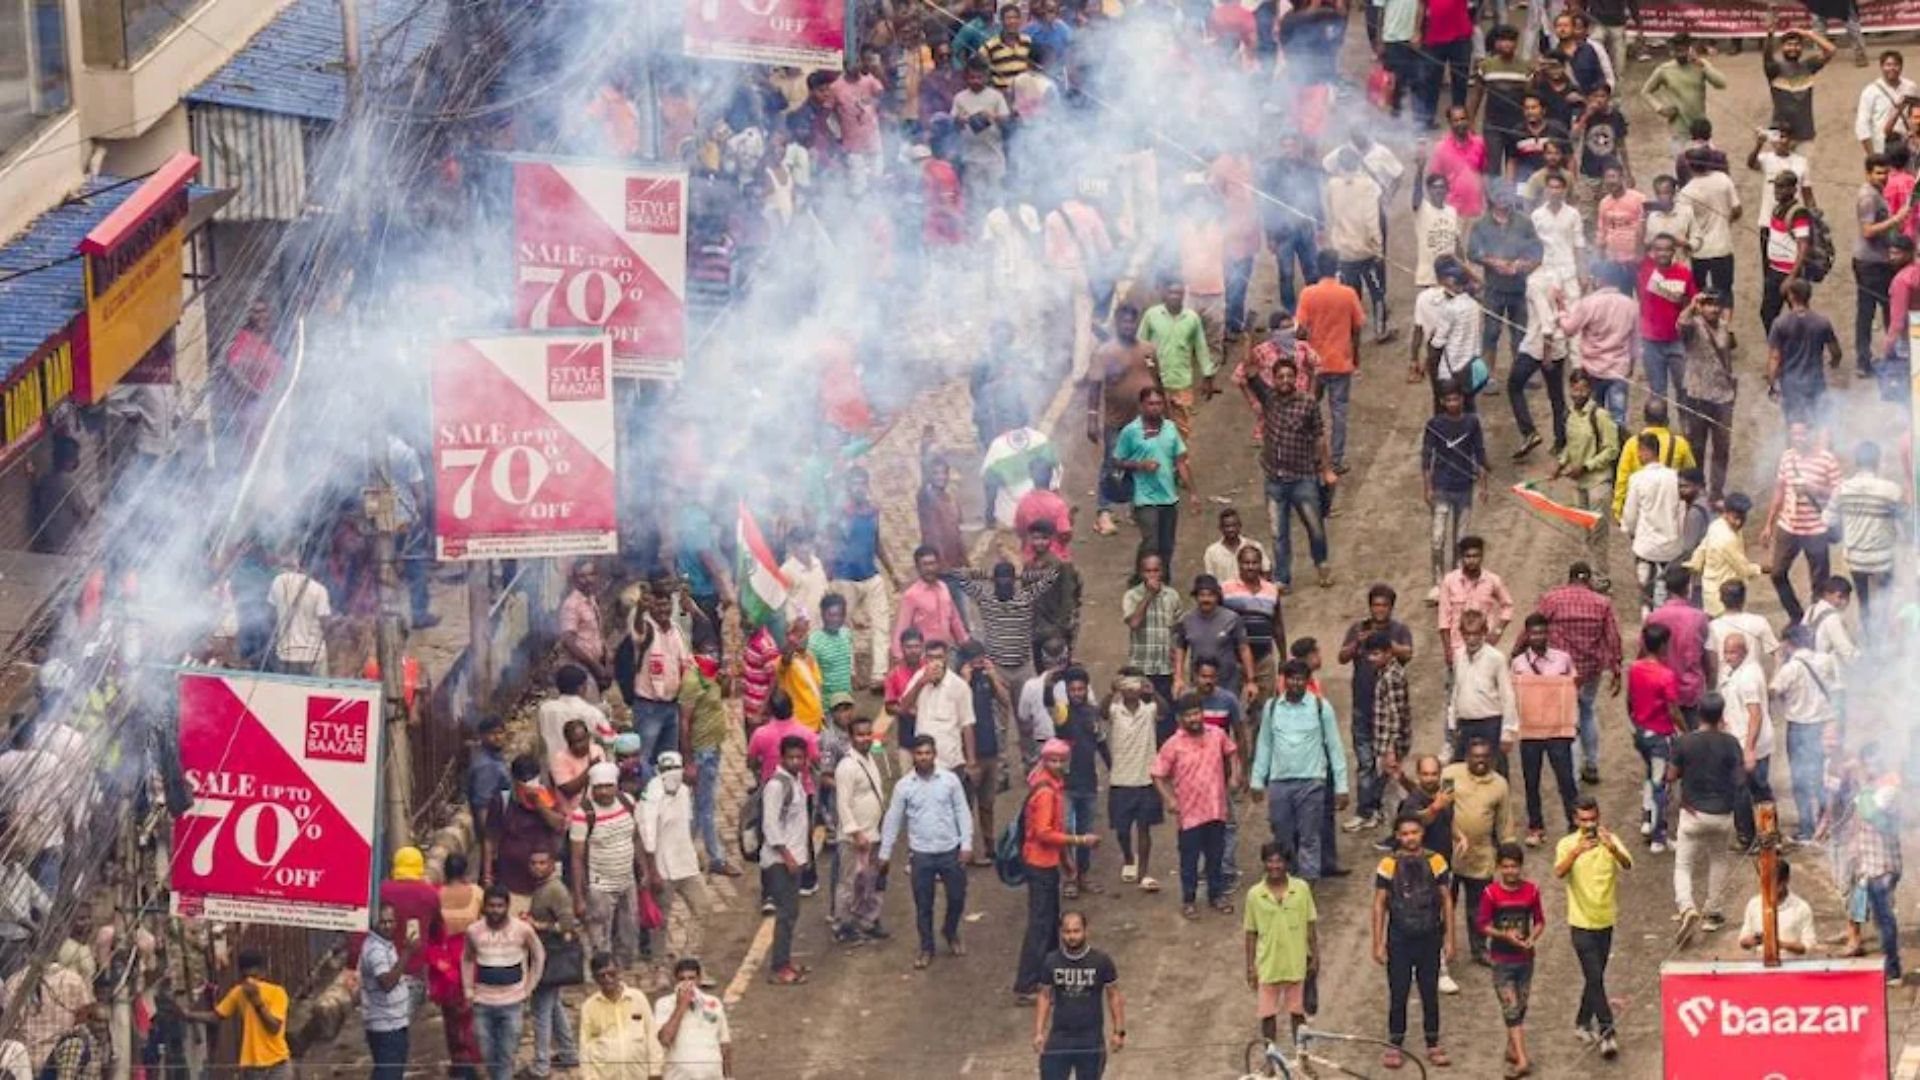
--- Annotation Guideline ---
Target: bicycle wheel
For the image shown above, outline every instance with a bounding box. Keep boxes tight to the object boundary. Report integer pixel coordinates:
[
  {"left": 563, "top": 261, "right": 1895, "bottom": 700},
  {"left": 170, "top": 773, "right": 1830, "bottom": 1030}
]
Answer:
[
  {"left": 1300, "top": 1036, "right": 1430, "bottom": 1080},
  {"left": 1240, "top": 1038, "right": 1294, "bottom": 1079}
]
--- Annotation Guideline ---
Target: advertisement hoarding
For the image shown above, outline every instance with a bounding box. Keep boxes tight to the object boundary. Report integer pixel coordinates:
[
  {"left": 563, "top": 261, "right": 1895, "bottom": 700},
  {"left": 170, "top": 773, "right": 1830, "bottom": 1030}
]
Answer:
[
  {"left": 1661, "top": 960, "right": 1888, "bottom": 1079},
  {"left": 171, "top": 671, "right": 384, "bottom": 932},
  {"left": 512, "top": 159, "right": 688, "bottom": 380},
  {"left": 683, "top": 0, "right": 847, "bottom": 69},
  {"left": 431, "top": 331, "right": 618, "bottom": 561},
  {"left": 1639, "top": 1, "right": 1920, "bottom": 35}
]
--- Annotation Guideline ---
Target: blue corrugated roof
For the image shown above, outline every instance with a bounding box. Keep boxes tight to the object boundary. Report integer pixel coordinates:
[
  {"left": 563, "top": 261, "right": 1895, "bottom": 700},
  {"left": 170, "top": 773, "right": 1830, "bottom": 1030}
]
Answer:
[
  {"left": 0, "top": 177, "right": 137, "bottom": 377},
  {"left": 185, "top": 0, "right": 446, "bottom": 122},
  {"left": 0, "top": 177, "right": 217, "bottom": 377}
]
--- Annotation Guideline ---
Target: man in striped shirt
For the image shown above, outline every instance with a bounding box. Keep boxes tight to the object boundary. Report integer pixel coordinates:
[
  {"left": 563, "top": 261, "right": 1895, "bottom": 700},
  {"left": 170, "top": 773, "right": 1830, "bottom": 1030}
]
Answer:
[
  {"left": 1831, "top": 440, "right": 1905, "bottom": 628},
  {"left": 1758, "top": 421, "right": 1843, "bottom": 625},
  {"left": 980, "top": 4, "right": 1032, "bottom": 90}
]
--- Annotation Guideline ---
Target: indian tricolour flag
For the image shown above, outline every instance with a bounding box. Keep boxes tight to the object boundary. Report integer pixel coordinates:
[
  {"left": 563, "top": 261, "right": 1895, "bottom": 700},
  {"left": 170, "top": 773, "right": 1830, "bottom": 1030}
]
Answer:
[
  {"left": 1510, "top": 481, "right": 1601, "bottom": 532},
  {"left": 736, "top": 501, "right": 791, "bottom": 632}
]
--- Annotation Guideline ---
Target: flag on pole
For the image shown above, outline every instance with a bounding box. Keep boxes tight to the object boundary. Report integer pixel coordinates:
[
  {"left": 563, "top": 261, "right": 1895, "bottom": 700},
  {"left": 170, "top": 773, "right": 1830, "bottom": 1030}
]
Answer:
[
  {"left": 1510, "top": 481, "right": 1602, "bottom": 531},
  {"left": 736, "top": 500, "right": 791, "bottom": 633}
]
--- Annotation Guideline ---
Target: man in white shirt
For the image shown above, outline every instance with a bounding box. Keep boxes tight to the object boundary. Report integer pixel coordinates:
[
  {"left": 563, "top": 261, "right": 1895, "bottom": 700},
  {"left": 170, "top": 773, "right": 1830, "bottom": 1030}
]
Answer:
[
  {"left": 1202, "top": 508, "right": 1268, "bottom": 584},
  {"left": 1772, "top": 628, "right": 1838, "bottom": 843},
  {"left": 1857, "top": 52, "right": 1919, "bottom": 154},
  {"left": 1325, "top": 144, "right": 1394, "bottom": 330},
  {"left": 1716, "top": 633, "right": 1773, "bottom": 851},
  {"left": 640, "top": 752, "right": 712, "bottom": 969},
  {"left": 831, "top": 718, "right": 889, "bottom": 940},
  {"left": 539, "top": 664, "right": 609, "bottom": 770},
  {"left": 1708, "top": 581, "right": 1780, "bottom": 673},
  {"left": 1448, "top": 609, "right": 1520, "bottom": 774},
  {"left": 1738, "top": 859, "right": 1817, "bottom": 958},
  {"left": 777, "top": 529, "right": 830, "bottom": 629},
  {"left": 1621, "top": 432, "right": 1686, "bottom": 616},
  {"left": 655, "top": 958, "right": 734, "bottom": 1080},
  {"left": 1830, "top": 440, "right": 1905, "bottom": 629},
  {"left": 1104, "top": 676, "right": 1165, "bottom": 890},
  {"left": 759, "top": 738, "right": 813, "bottom": 984},
  {"left": 1414, "top": 258, "right": 1482, "bottom": 394},
  {"left": 1680, "top": 164, "right": 1742, "bottom": 302},
  {"left": 900, "top": 641, "right": 978, "bottom": 775},
  {"left": 1414, "top": 172, "right": 1463, "bottom": 288},
  {"left": 1530, "top": 173, "right": 1585, "bottom": 280},
  {"left": 570, "top": 762, "right": 646, "bottom": 969},
  {"left": 267, "top": 558, "right": 333, "bottom": 675}
]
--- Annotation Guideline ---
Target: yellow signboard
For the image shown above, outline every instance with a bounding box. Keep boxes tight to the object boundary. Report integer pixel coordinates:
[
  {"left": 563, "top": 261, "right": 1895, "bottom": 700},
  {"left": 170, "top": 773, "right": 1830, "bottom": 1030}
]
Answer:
[
  {"left": 82, "top": 215, "right": 184, "bottom": 404},
  {"left": 1, "top": 336, "right": 75, "bottom": 463}
]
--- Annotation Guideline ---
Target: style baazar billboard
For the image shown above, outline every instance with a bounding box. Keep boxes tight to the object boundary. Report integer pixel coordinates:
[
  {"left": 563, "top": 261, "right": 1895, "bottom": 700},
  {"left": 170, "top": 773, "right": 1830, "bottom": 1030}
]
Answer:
[
  {"left": 683, "top": 0, "right": 847, "bottom": 69},
  {"left": 1661, "top": 960, "right": 1888, "bottom": 1079}
]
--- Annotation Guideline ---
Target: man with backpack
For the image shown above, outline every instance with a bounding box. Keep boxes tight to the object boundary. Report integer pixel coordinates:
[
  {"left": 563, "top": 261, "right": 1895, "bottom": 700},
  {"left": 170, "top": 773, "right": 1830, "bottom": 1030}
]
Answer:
[
  {"left": 1759, "top": 171, "right": 1819, "bottom": 333},
  {"left": 1250, "top": 660, "right": 1350, "bottom": 880},
  {"left": 877, "top": 734, "right": 973, "bottom": 969},
  {"left": 569, "top": 762, "right": 647, "bottom": 972},
  {"left": 1015, "top": 739, "right": 1101, "bottom": 1006},
  {"left": 1372, "top": 813, "right": 1455, "bottom": 1070},
  {"left": 760, "top": 736, "right": 814, "bottom": 986}
]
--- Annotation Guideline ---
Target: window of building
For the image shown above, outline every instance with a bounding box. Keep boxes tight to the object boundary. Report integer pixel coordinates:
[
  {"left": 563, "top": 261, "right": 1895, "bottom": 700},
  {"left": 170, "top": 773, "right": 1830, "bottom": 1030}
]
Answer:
[{"left": 0, "top": 0, "right": 72, "bottom": 157}]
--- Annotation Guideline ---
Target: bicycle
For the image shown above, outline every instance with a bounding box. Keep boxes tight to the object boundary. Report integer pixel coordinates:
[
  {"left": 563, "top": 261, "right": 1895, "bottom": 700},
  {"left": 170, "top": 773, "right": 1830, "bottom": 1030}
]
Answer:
[{"left": 1240, "top": 1027, "right": 1431, "bottom": 1080}]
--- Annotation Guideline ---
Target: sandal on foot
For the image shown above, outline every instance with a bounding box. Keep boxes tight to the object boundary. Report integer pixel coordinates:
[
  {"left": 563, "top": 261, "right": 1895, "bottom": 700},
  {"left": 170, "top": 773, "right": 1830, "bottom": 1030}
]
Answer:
[
  {"left": 913, "top": 952, "right": 932, "bottom": 970},
  {"left": 1381, "top": 1048, "right": 1405, "bottom": 1070},
  {"left": 1181, "top": 904, "right": 1200, "bottom": 920},
  {"left": 1062, "top": 882, "right": 1081, "bottom": 900},
  {"left": 768, "top": 966, "right": 809, "bottom": 985},
  {"left": 1428, "top": 1046, "right": 1451, "bottom": 1067},
  {"left": 1212, "top": 899, "right": 1235, "bottom": 915},
  {"left": 1139, "top": 876, "right": 1162, "bottom": 892}
]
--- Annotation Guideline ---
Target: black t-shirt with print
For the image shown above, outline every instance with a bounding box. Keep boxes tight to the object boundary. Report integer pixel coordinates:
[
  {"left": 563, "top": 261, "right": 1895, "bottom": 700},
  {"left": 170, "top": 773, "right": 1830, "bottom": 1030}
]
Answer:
[{"left": 1044, "top": 947, "right": 1118, "bottom": 1050}]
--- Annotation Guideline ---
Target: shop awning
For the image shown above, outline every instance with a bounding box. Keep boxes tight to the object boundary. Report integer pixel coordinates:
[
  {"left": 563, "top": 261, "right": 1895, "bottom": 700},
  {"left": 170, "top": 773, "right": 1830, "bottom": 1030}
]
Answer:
[{"left": 184, "top": 0, "right": 447, "bottom": 122}]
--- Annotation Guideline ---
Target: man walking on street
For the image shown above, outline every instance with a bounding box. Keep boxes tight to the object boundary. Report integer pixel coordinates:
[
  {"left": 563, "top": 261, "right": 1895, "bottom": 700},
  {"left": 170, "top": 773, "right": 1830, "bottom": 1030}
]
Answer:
[
  {"left": 1252, "top": 660, "right": 1350, "bottom": 880},
  {"left": 1554, "top": 797, "right": 1631, "bottom": 1059},
  {"left": 569, "top": 762, "right": 645, "bottom": 972},
  {"left": 1622, "top": 432, "right": 1686, "bottom": 616},
  {"left": 1340, "top": 586, "right": 1414, "bottom": 833},
  {"left": 834, "top": 716, "right": 890, "bottom": 942},
  {"left": 1106, "top": 675, "right": 1164, "bottom": 892},
  {"left": 1153, "top": 694, "right": 1243, "bottom": 919},
  {"left": 1513, "top": 613, "right": 1580, "bottom": 845},
  {"left": 639, "top": 752, "right": 714, "bottom": 972},
  {"left": 1112, "top": 387, "right": 1195, "bottom": 571},
  {"left": 1248, "top": 353, "right": 1338, "bottom": 590},
  {"left": 1441, "top": 739, "right": 1513, "bottom": 966},
  {"left": 1374, "top": 813, "right": 1455, "bottom": 1069},
  {"left": 1017, "top": 739, "right": 1101, "bottom": 1005},
  {"left": 463, "top": 888, "right": 544, "bottom": 1080},
  {"left": 1669, "top": 693, "right": 1746, "bottom": 947},
  {"left": 1718, "top": 633, "right": 1776, "bottom": 851},
  {"left": 1535, "top": 563, "right": 1623, "bottom": 786},
  {"left": 1033, "top": 911, "right": 1125, "bottom": 1080},
  {"left": 761, "top": 736, "right": 814, "bottom": 985},
  {"left": 1550, "top": 374, "right": 1623, "bottom": 588},
  {"left": 879, "top": 734, "right": 972, "bottom": 967},
  {"left": 1422, "top": 380, "right": 1490, "bottom": 597},
  {"left": 1245, "top": 843, "right": 1318, "bottom": 1047}
]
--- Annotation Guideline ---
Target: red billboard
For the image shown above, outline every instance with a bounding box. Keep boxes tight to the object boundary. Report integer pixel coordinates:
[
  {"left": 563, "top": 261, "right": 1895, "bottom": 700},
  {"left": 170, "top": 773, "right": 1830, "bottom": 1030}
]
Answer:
[
  {"left": 171, "top": 672, "right": 384, "bottom": 932},
  {"left": 431, "top": 332, "right": 618, "bottom": 561},
  {"left": 1640, "top": 1, "right": 1920, "bottom": 35},
  {"left": 513, "top": 159, "right": 687, "bottom": 381},
  {"left": 1661, "top": 960, "right": 1888, "bottom": 1079},
  {"left": 683, "top": 0, "right": 847, "bottom": 68}
]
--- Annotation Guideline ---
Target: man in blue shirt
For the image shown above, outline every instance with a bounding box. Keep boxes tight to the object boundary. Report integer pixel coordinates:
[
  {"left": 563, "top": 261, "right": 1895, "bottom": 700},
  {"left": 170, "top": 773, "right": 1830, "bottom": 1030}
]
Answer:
[
  {"left": 878, "top": 735, "right": 975, "bottom": 968},
  {"left": 829, "top": 467, "right": 900, "bottom": 690},
  {"left": 466, "top": 717, "right": 511, "bottom": 826},
  {"left": 1250, "top": 660, "right": 1351, "bottom": 880}
]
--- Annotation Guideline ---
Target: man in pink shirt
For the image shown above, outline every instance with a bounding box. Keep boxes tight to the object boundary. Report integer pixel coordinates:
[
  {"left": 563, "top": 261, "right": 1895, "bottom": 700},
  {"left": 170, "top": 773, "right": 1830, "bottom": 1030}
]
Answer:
[
  {"left": 1437, "top": 535, "right": 1515, "bottom": 658},
  {"left": 1637, "top": 233, "right": 1697, "bottom": 406},
  {"left": 1013, "top": 460, "right": 1073, "bottom": 561},
  {"left": 1554, "top": 262, "right": 1640, "bottom": 427},
  {"left": 559, "top": 560, "right": 609, "bottom": 700},
  {"left": 892, "top": 545, "right": 969, "bottom": 659},
  {"left": 831, "top": 62, "right": 886, "bottom": 191},
  {"left": 1594, "top": 166, "right": 1647, "bottom": 284},
  {"left": 1177, "top": 205, "right": 1229, "bottom": 360},
  {"left": 746, "top": 692, "right": 822, "bottom": 793},
  {"left": 1426, "top": 107, "right": 1487, "bottom": 220},
  {"left": 1151, "top": 694, "right": 1241, "bottom": 916}
]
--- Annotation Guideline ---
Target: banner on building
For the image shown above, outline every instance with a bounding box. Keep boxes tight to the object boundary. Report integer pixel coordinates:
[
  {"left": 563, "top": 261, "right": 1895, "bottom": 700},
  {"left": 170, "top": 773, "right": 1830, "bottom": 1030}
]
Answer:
[
  {"left": 1639, "top": 1, "right": 1920, "bottom": 35},
  {"left": 431, "top": 331, "right": 618, "bottom": 561},
  {"left": 77, "top": 153, "right": 196, "bottom": 404},
  {"left": 512, "top": 159, "right": 687, "bottom": 380},
  {"left": 171, "top": 671, "right": 384, "bottom": 932},
  {"left": 1661, "top": 960, "right": 1887, "bottom": 1079},
  {"left": 683, "top": 0, "right": 846, "bottom": 68},
  {"left": 0, "top": 322, "right": 77, "bottom": 466}
]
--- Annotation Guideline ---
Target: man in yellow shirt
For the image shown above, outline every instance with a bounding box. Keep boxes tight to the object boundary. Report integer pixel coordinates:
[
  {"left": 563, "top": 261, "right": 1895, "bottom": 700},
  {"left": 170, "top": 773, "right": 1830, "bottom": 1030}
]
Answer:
[
  {"left": 1553, "top": 796, "right": 1633, "bottom": 1061},
  {"left": 777, "top": 616, "right": 826, "bottom": 732},
  {"left": 1682, "top": 493, "right": 1764, "bottom": 616},
  {"left": 579, "top": 952, "right": 664, "bottom": 1079},
  {"left": 1611, "top": 398, "right": 1696, "bottom": 519},
  {"left": 188, "top": 951, "right": 291, "bottom": 1077}
]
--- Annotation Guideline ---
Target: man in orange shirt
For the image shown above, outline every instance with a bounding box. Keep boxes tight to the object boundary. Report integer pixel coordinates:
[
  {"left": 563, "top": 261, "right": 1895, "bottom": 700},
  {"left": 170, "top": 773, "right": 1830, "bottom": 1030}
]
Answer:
[
  {"left": 1014, "top": 739, "right": 1100, "bottom": 1005},
  {"left": 1176, "top": 196, "right": 1230, "bottom": 363},
  {"left": 1295, "top": 252, "right": 1368, "bottom": 474}
]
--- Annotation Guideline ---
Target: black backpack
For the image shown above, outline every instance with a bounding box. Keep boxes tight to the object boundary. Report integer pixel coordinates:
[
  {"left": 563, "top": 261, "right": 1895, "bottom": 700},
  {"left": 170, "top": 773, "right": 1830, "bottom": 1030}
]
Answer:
[
  {"left": 1385, "top": 851, "right": 1444, "bottom": 936},
  {"left": 738, "top": 772, "right": 796, "bottom": 865},
  {"left": 1800, "top": 204, "right": 1836, "bottom": 283}
]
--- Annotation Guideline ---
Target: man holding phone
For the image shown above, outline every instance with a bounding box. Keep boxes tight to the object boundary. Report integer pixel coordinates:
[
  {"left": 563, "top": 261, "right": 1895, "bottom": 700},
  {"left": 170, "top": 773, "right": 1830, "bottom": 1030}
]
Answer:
[{"left": 1553, "top": 796, "right": 1632, "bottom": 1059}]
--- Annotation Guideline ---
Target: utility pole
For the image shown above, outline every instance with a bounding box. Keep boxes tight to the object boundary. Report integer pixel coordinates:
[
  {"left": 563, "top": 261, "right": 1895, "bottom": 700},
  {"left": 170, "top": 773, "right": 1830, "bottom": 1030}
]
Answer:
[
  {"left": 1756, "top": 801, "right": 1782, "bottom": 968},
  {"left": 469, "top": 563, "right": 495, "bottom": 710},
  {"left": 366, "top": 482, "right": 415, "bottom": 851},
  {"left": 339, "top": 0, "right": 362, "bottom": 113}
]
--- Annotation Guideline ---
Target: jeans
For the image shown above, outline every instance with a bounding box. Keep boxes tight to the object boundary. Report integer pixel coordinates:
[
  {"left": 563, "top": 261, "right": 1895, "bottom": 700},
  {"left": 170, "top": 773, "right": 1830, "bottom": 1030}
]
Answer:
[
  {"left": 367, "top": 1027, "right": 410, "bottom": 1080},
  {"left": 1855, "top": 259, "right": 1894, "bottom": 372},
  {"left": 1176, "top": 820, "right": 1229, "bottom": 903},
  {"left": 1339, "top": 258, "right": 1389, "bottom": 329},
  {"left": 1520, "top": 737, "right": 1576, "bottom": 831},
  {"left": 1786, "top": 722, "right": 1828, "bottom": 841},
  {"left": 1770, "top": 531, "right": 1831, "bottom": 626},
  {"left": 692, "top": 746, "right": 727, "bottom": 866},
  {"left": 1571, "top": 927, "right": 1615, "bottom": 1037},
  {"left": 1428, "top": 489, "right": 1472, "bottom": 585},
  {"left": 1734, "top": 755, "right": 1775, "bottom": 846},
  {"left": 1133, "top": 503, "right": 1178, "bottom": 574},
  {"left": 909, "top": 848, "right": 968, "bottom": 954},
  {"left": 1694, "top": 254, "right": 1735, "bottom": 313},
  {"left": 1673, "top": 808, "right": 1735, "bottom": 915},
  {"left": 1320, "top": 373, "right": 1353, "bottom": 467},
  {"left": 1641, "top": 338, "right": 1684, "bottom": 401},
  {"left": 1265, "top": 779, "right": 1329, "bottom": 878},
  {"left": 1266, "top": 476, "right": 1329, "bottom": 587},
  {"left": 1269, "top": 225, "right": 1319, "bottom": 314},
  {"left": 1575, "top": 677, "right": 1601, "bottom": 774},
  {"left": 1633, "top": 729, "right": 1672, "bottom": 844},
  {"left": 1414, "top": 37, "right": 1472, "bottom": 127},
  {"left": 764, "top": 861, "right": 801, "bottom": 970},
  {"left": 1226, "top": 255, "right": 1255, "bottom": 335},
  {"left": 530, "top": 984, "right": 577, "bottom": 1074},
  {"left": 1681, "top": 399, "right": 1734, "bottom": 504},
  {"left": 584, "top": 884, "right": 640, "bottom": 968},
  {"left": 1760, "top": 266, "right": 1799, "bottom": 333},
  {"left": 1506, "top": 352, "right": 1566, "bottom": 445},
  {"left": 1586, "top": 375, "right": 1629, "bottom": 429},
  {"left": 1482, "top": 288, "right": 1526, "bottom": 368},
  {"left": 1867, "top": 873, "right": 1902, "bottom": 979},
  {"left": 1454, "top": 874, "right": 1491, "bottom": 957},
  {"left": 1353, "top": 724, "right": 1384, "bottom": 817},
  {"left": 1040, "top": 1048, "right": 1107, "bottom": 1079},
  {"left": 473, "top": 1002, "right": 523, "bottom": 1080},
  {"left": 1016, "top": 865, "right": 1063, "bottom": 993},
  {"left": 631, "top": 698, "right": 679, "bottom": 768},
  {"left": 1386, "top": 930, "right": 1443, "bottom": 1047},
  {"left": 1068, "top": 790, "right": 1098, "bottom": 876}
]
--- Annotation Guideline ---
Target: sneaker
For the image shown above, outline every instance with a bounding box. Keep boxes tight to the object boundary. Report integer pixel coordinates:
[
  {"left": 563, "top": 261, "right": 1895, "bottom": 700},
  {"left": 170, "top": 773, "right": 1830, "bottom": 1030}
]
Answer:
[
  {"left": 1438, "top": 970, "right": 1461, "bottom": 995},
  {"left": 1317, "top": 565, "right": 1334, "bottom": 588},
  {"left": 1702, "top": 913, "right": 1726, "bottom": 933},
  {"left": 861, "top": 923, "right": 893, "bottom": 940},
  {"left": 1373, "top": 835, "right": 1396, "bottom": 852},
  {"left": 1600, "top": 1034, "right": 1620, "bottom": 1060},
  {"left": 1650, "top": 839, "right": 1669, "bottom": 855},
  {"left": 1510, "top": 432, "right": 1542, "bottom": 460},
  {"left": 1640, "top": 817, "right": 1653, "bottom": 837},
  {"left": 1580, "top": 764, "right": 1601, "bottom": 786},
  {"left": 831, "top": 926, "right": 863, "bottom": 944},
  {"left": 1343, "top": 813, "right": 1379, "bottom": 833},
  {"left": 1676, "top": 907, "right": 1701, "bottom": 947},
  {"left": 761, "top": 900, "right": 776, "bottom": 916},
  {"left": 799, "top": 883, "right": 820, "bottom": 897},
  {"left": 1573, "top": 1026, "right": 1598, "bottom": 1047},
  {"left": 1121, "top": 863, "right": 1139, "bottom": 883}
]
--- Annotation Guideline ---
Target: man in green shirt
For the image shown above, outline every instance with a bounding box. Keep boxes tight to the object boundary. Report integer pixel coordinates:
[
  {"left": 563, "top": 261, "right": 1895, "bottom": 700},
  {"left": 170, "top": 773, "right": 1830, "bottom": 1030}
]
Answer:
[
  {"left": 1550, "top": 372, "right": 1622, "bottom": 590},
  {"left": 1139, "top": 281, "right": 1215, "bottom": 442},
  {"left": 1113, "top": 386, "right": 1196, "bottom": 574},
  {"left": 808, "top": 593, "right": 857, "bottom": 697},
  {"left": 1244, "top": 842, "right": 1319, "bottom": 1045},
  {"left": 678, "top": 640, "right": 741, "bottom": 876},
  {"left": 1640, "top": 34, "right": 1729, "bottom": 143}
]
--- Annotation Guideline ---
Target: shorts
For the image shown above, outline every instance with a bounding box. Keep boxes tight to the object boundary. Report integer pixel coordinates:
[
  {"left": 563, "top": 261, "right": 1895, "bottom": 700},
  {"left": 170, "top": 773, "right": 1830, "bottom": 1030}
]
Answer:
[
  {"left": 964, "top": 757, "right": 1000, "bottom": 804},
  {"left": 1492, "top": 962, "right": 1533, "bottom": 1027},
  {"left": 1258, "top": 980, "right": 1306, "bottom": 1019},
  {"left": 1109, "top": 785, "right": 1165, "bottom": 832}
]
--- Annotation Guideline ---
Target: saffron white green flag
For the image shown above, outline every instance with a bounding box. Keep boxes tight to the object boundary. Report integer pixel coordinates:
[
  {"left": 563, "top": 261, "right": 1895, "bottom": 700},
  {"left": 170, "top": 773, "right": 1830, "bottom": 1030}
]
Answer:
[{"left": 736, "top": 500, "right": 791, "bottom": 633}]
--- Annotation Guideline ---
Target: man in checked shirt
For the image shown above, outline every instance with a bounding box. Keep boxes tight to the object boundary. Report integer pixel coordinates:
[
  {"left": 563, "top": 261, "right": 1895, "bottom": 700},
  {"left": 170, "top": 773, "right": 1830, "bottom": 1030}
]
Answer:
[
  {"left": 1534, "top": 562, "right": 1624, "bottom": 787},
  {"left": 1367, "top": 631, "right": 1414, "bottom": 813}
]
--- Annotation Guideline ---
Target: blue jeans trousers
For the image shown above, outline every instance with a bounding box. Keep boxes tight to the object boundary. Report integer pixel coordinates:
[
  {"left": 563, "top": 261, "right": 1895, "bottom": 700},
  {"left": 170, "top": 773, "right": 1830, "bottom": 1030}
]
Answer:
[
  {"left": 473, "top": 1002, "right": 522, "bottom": 1080},
  {"left": 1266, "top": 476, "right": 1329, "bottom": 588},
  {"left": 693, "top": 746, "right": 727, "bottom": 866},
  {"left": 1786, "top": 722, "right": 1827, "bottom": 841},
  {"left": 530, "top": 984, "right": 577, "bottom": 1074}
]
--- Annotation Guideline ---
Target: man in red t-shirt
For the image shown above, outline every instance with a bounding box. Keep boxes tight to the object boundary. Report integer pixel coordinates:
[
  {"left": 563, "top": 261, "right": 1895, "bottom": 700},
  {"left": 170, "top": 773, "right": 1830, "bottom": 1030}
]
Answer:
[
  {"left": 1638, "top": 233, "right": 1698, "bottom": 404},
  {"left": 1415, "top": 0, "right": 1476, "bottom": 129},
  {"left": 1626, "top": 623, "right": 1682, "bottom": 851},
  {"left": 1760, "top": 171, "right": 1814, "bottom": 331}
]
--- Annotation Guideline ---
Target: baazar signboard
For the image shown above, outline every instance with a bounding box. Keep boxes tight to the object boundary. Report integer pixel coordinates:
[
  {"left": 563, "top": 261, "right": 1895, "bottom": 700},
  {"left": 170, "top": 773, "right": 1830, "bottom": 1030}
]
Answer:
[
  {"left": 75, "top": 153, "right": 197, "bottom": 404},
  {"left": 1661, "top": 960, "right": 1888, "bottom": 1079},
  {"left": 683, "top": 0, "right": 847, "bottom": 68}
]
